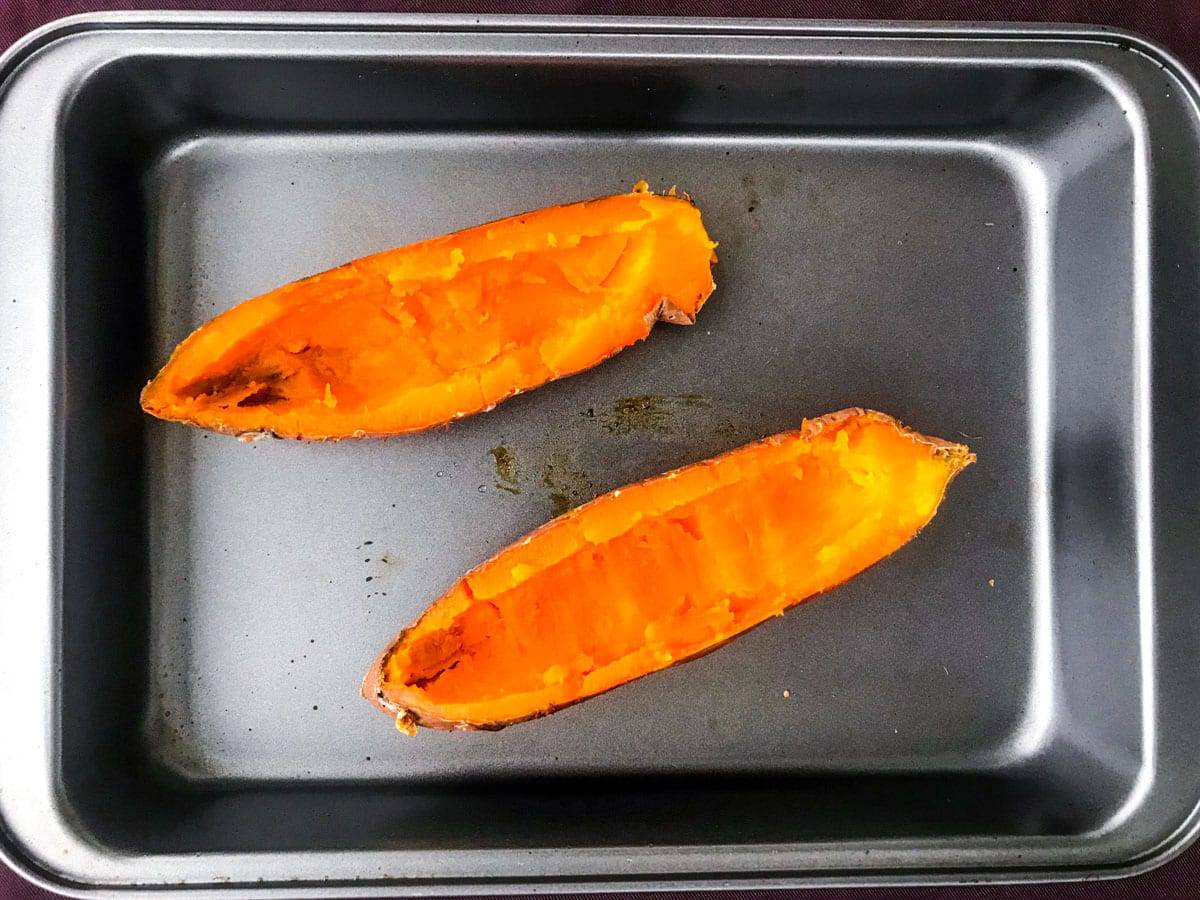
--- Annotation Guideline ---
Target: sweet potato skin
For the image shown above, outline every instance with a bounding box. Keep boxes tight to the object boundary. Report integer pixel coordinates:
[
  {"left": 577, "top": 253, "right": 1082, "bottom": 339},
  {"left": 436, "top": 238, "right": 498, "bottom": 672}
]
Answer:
[
  {"left": 140, "top": 186, "right": 717, "bottom": 440},
  {"left": 363, "top": 409, "right": 975, "bottom": 733}
]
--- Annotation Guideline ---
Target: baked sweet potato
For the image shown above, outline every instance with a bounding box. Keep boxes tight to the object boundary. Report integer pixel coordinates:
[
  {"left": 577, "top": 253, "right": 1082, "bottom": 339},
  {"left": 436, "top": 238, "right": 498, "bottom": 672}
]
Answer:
[
  {"left": 140, "top": 184, "right": 717, "bottom": 439},
  {"left": 364, "top": 409, "right": 974, "bottom": 734}
]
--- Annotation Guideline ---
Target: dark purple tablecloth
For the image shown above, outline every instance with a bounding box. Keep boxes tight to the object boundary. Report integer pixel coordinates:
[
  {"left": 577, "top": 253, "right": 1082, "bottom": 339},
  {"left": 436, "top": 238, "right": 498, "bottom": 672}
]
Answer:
[{"left": 2, "top": 2, "right": 1198, "bottom": 898}]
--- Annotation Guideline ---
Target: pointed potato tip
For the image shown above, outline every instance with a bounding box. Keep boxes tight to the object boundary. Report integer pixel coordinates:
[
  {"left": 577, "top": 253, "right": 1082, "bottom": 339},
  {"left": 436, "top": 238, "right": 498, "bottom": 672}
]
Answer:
[
  {"left": 139, "top": 376, "right": 166, "bottom": 415},
  {"left": 801, "top": 407, "right": 976, "bottom": 472},
  {"left": 946, "top": 445, "right": 977, "bottom": 470},
  {"left": 361, "top": 652, "right": 391, "bottom": 713},
  {"left": 652, "top": 297, "right": 698, "bottom": 325}
]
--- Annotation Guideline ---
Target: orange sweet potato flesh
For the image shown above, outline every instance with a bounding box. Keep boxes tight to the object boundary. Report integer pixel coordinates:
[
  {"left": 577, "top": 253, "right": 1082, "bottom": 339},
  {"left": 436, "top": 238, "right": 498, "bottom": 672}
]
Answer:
[
  {"left": 364, "top": 409, "right": 974, "bottom": 733},
  {"left": 139, "top": 185, "right": 716, "bottom": 439}
]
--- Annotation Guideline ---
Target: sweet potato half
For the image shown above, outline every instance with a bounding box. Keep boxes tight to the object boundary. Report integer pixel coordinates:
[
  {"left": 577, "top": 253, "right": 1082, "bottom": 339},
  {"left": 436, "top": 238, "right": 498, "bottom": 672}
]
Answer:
[
  {"left": 364, "top": 409, "right": 974, "bottom": 734},
  {"left": 140, "top": 185, "right": 716, "bottom": 439}
]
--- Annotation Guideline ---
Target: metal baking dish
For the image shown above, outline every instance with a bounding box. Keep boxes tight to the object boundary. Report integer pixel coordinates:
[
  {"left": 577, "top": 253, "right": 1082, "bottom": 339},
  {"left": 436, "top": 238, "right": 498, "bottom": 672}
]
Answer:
[{"left": 2, "top": 11, "right": 1200, "bottom": 895}]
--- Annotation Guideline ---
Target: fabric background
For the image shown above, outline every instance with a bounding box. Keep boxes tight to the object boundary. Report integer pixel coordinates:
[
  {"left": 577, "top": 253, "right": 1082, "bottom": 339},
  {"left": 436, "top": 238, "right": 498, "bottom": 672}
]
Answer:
[{"left": 1, "top": 1, "right": 1198, "bottom": 897}]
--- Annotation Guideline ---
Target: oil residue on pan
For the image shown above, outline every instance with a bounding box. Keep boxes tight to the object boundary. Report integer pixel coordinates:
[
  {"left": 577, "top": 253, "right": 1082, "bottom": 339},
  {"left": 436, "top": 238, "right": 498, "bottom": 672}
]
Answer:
[{"left": 482, "top": 395, "right": 749, "bottom": 516}]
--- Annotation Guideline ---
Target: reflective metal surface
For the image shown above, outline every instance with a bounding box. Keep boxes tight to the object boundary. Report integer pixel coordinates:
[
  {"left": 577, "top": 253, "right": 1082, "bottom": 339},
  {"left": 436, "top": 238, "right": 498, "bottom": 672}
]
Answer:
[{"left": 1, "top": 12, "right": 1199, "bottom": 895}]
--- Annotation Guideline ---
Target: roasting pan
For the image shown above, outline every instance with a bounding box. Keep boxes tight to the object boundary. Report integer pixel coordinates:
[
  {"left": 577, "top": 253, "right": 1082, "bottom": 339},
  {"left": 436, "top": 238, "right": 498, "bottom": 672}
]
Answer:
[{"left": 2, "top": 12, "right": 1200, "bottom": 895}]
